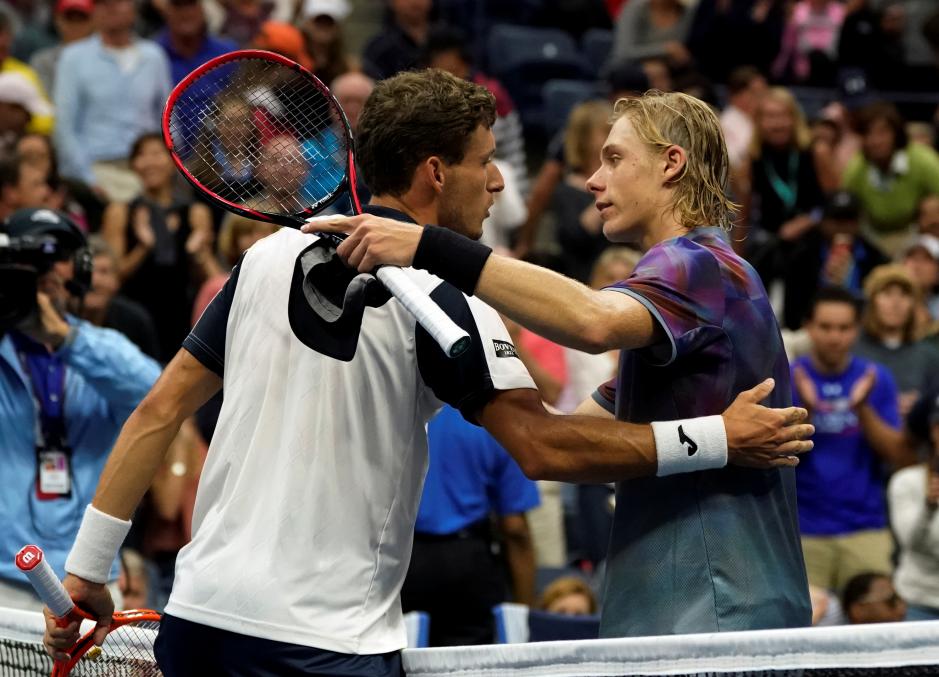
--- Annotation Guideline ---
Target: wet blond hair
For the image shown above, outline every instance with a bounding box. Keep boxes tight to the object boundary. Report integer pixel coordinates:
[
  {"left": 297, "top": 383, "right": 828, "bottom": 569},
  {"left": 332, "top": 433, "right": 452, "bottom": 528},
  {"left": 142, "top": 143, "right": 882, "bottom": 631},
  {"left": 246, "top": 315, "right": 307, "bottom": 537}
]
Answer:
[{"left": 612, "top": 91, "right": 738, "bottom": 231}]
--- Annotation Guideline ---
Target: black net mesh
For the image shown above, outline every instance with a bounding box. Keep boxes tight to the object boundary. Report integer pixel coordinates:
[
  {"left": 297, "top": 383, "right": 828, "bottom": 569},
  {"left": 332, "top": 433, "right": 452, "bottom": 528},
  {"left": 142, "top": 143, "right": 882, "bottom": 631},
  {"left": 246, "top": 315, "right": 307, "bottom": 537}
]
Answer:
[{"left": 166, "top": 53, "right": 348, "bottom": 220}]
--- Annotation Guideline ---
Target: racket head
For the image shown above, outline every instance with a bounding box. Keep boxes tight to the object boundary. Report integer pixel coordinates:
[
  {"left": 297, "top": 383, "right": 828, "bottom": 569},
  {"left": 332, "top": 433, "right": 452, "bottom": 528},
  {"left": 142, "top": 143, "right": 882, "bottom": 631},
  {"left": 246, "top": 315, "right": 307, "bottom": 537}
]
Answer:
[
  {"left": 52, "top": 609, "right": 162, "bottom": 677},
  {"left": 162, "top": 49, "right": 359, "bottom": 228}
]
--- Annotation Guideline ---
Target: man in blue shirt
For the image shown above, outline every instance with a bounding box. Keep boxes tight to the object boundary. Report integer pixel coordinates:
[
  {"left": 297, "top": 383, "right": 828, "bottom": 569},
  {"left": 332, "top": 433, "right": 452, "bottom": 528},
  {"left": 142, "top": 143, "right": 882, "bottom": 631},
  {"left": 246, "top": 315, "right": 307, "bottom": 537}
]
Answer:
[
  {"left": 53, "top": 0, "right": 171, "bottom": 200},
  {"left": 401, "top": 405, "right": 540, "bottom": 646},
  {"left": 792, "top": 286, "right": 908, "bottom": 593},
  {"left": 0, "top": 208, "right": 161, "bottom": 609},
  {"left": 156, "top": 0, "right": 236, "bottom": 85}
]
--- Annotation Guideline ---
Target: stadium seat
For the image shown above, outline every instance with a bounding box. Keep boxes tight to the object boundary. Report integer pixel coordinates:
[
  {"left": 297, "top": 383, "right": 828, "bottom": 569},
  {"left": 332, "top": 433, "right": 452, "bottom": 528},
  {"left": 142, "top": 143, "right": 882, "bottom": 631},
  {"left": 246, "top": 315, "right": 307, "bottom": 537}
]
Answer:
[
  {"left": 404, "top": 611, "right": 430, "bottom": 648},
  {"left": 492, "top": 603, "right": 601, "bottom": 643},
  {"left": 486, "top": 24, "right": 591, "bottom": 132},
  {"left": 542, "top": 79, "right": 607, "bottom": 137},
  {"left": 582, "top": 29, "right": 614, "bottom": 72}
]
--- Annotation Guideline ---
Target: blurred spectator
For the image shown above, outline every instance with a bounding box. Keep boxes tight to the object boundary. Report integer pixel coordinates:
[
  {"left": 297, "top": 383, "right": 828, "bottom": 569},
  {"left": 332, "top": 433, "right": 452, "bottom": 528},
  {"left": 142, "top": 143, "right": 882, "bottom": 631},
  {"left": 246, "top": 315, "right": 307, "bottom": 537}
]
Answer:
[
  {"left": 539, "top": 576, "right": 598, "bottom": 616},
  {"left": 917, "top": 193, "right": 939, "bottom": 238},
  {"left": 117, "top": 548, "right": 150, "bottom": 610},
  {"left": 0, "top": 71, "right": 52, "bottom": 155},
  {"left": 772, "top": 0, "right": 844, "bottom": 85},
  {"left": 842, "top": 572, "right": 907, "bottom": 624},
  {"left": 784, "top": 190, "right": 888, "bottom": 331},
  {"left": 298, "top": 0, "right": 353, "bottom": 86},
  {"left": 854, "top": 264, "right": 939, "bottom": 418},
  {"left": 29, "top": 0, "right": 95, "bottom": 95},
  {"left": 251, "top": 20, "right": 313, "bottom": 70},
  {"left": 887, "top": 0, "right": 936, "bottom": 74},
  {"left": 362, "top": 0, "right": 433, "bottom": 81},
  {"left": 888, "top": 394, "right": 939, "bottom": 621},
  {"left": 79, "top": 235, "right": 160, "bottom": 359},
  {"left": 331, "top": 71, "right": 372, "bottom": 134},
  {"left": 838, "top": 1, "right": 908, "bottom": 91},
  {"left": 422, "top": 26, "right": 528, "bottom": 197},
  {"left": 791, "top": 287, "right": 904, "bottom": 592},
  {"left": 607, "top": 0, "right": 693, "bottom": 73},
  {"left": 908, "top": 121, "right": 936, "bottom": 149},
  {"left": 16, "top": 133, "right": 106, "bottom": 232},
  {"left": 218, "top": 0, "right": 275, "bottom": 47},
  {"left": 0, "top": 152, "right": 51, "bottom": 220},
  {"left": 738, "top": 87, "right": 825, "bottom": 288},
  {"left": 844, "top": 102, "right": 939, "bottom": 257},
  {"left": 721, "top": 65, "right": 768, "bottom": 172},
  {"left": 0, "top": 208, "right": 161, "bottom": 610},
  {"left": 535, "top": 0, "right": 613, "bottom": 40},
  {"left": 687, "top": 0, "right": 786, "bottom": 82},
  {"left": 247, "top": 134, "right": 310, "bottom": 214},
  {"left": 513, "top": 65, "right": 648, "bottom": 260},
  {"left": 0, "top": 12, "right": 52, "bottom": 135},
  {"left": 54, "top": 0, "right": 172, "bottom": 201},
  {"left": 808, "top": 584, "right": 846, "bottom": 625},
  {"left": 901, "top": 234, "right": 939, "bottom": 322},
  {"left": 553, "top": 100, "right": 613, "bottom": 283},
  {"left": 401, "top": 405, "right": 540, "bottom": 646},
  {"left": 814, "top": 103, "right": 863, "bottom": 190},
  {"left": 101, "top": 133, "right": 218, "bottom": 362},
  {"left": 156, "top": 0, "right": 237, "bottom": 86}
]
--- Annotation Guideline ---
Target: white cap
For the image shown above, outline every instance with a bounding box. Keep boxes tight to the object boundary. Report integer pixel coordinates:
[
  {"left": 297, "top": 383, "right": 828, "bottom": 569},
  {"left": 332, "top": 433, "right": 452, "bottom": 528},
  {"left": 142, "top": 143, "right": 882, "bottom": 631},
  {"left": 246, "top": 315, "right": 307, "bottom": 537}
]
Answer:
[
  {"left": 0, "top": 71, "right": 52, "bottom": 117},
  {"left": 302, "top": 0, "right": 351, "bottom": 21},
  {"left": 905, "top": 234, "right": 939, "bottom": 261}
]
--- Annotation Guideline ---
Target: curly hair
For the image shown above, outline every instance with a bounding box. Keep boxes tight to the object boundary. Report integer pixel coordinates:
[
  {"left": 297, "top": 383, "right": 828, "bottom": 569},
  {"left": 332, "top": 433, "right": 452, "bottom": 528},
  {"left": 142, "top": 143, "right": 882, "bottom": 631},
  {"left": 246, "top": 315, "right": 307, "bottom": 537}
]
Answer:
[
  {"left": 356, "top": 69, "right": 496, "bottom": 197},
  {"left": 612, "top": 91, "right": 739, "bottom": 231}
]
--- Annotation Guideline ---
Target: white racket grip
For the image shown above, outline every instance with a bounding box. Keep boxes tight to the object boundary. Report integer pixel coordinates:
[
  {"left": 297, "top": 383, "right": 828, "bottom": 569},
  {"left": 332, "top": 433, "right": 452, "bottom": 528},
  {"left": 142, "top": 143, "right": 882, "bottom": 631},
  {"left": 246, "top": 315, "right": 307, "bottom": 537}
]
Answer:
[
  {"left": 375, "top": 266, "right": 471, "bottom": 357},
  {"left": 15, "top": 545, "right": 75, "bottom": 618}
]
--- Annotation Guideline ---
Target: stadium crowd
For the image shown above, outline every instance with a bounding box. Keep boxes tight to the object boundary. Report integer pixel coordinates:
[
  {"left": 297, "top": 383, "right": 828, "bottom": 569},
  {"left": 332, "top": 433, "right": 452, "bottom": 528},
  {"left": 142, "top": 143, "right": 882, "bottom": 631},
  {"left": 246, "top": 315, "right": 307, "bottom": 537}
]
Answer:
[{"left": 1, "top": 0, "right": 939, "bottom": 648}]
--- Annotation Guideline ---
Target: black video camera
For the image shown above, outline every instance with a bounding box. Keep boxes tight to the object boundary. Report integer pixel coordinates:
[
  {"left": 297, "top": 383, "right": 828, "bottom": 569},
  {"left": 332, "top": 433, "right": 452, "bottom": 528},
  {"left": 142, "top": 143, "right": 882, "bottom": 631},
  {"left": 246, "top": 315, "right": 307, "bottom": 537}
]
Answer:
[{"left": 0, "top": 232, "right": 92, "bottom": 335}]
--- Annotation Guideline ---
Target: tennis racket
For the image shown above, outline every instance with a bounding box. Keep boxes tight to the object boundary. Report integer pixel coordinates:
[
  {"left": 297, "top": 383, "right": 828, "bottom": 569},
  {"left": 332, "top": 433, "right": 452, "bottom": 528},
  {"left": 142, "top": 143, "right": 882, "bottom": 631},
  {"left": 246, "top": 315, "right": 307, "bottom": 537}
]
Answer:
[
  {"left": 162, "top": 49, "right": 471, "bottom": 358},
  {"left": 15, "top": 545, "right": 161, "bottom": 677}
]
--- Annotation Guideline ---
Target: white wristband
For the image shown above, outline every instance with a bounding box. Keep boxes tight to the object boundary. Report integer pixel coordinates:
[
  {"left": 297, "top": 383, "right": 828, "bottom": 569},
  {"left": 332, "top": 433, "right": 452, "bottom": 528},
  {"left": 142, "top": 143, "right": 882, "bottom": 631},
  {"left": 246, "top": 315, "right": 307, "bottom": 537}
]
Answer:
[
  {"left": 652, "top": 415, "right": 728, "bottom": 477},
  {"left": 64, "top": 505, "right": 132, "bottom": 584}
]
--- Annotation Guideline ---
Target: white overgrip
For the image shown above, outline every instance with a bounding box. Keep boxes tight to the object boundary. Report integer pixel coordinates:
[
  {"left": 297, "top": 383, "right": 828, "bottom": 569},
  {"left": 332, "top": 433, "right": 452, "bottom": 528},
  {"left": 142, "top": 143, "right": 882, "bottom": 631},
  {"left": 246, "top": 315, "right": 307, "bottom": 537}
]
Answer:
[
  {"left": 376, "top": 266, "right": 470, "bottom": 357},
  {"left": 15, "top": 546, "right": 74, "bottom": 618}
]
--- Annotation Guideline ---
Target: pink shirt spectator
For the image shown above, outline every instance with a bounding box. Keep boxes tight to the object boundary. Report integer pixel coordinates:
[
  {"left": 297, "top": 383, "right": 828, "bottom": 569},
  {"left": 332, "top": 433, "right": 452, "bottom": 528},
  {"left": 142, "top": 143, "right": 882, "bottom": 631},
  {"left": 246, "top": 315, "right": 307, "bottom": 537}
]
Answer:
[
  {"left": 518, "top": 328, "right": 567, "bottom": 385},
  {"left": 773, "top": 0, "right": 845, "bottom": 82}
]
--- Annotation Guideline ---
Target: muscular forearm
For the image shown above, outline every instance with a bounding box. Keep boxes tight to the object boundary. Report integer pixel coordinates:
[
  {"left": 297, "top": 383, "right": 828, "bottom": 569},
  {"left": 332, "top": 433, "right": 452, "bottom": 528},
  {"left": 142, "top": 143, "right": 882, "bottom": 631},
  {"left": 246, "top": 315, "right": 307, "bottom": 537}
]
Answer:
[
  {"left": 476, "top": 256, "right": 646, "bottom": 353},
  {"left": 93, "top": 398, "right": 187, "bottom": 520},
  {"left": 482, "top": 399, "right": 656, "bottom": 482}
]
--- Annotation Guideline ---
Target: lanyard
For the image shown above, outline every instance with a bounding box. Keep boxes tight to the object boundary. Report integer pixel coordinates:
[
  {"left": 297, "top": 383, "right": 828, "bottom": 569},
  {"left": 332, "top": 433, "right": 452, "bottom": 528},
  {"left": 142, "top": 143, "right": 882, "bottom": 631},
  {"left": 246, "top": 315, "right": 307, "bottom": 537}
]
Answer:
[
  {"left": 16, "top": 349, "right": 68, "bottom": 450},
  {"left": 763, "top": 150, "right": 800, "bottom": 214}
]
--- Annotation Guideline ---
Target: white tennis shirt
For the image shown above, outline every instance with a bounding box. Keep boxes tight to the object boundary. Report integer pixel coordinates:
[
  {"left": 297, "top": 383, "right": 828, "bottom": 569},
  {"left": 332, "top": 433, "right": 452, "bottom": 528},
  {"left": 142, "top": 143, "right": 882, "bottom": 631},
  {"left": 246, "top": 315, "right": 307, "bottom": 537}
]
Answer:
[{"left": 165, "top": 220, "right": 535, "bottom": 654}]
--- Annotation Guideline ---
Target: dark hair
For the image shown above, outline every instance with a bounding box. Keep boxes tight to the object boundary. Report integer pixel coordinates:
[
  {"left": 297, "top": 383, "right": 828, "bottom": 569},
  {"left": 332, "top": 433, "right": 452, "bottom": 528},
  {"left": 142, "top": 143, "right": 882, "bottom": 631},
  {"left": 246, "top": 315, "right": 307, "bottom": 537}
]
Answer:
[
  {"left": 855, "top": 101, "right": 908, "bottom": 150},
  {"left": 842, "top": 572, "right": 888, "bottom": 612},
  {"left": 806, "top": 286, "right": 863, "bottom": 322},
  {"left": 421, "top": 25, "right": 472, "bottom": 67},
  {"left": 726, "top": 66, "right": 763, "bottom": 96},
  {"left": 0, "top": 154, "right": 25, "bottom": 189},
  {"left": 129, "top": 132, "right": 165, "bottom": 161},
  {"left": 356, "top": 69, "right": 496, "bottom": 197}
]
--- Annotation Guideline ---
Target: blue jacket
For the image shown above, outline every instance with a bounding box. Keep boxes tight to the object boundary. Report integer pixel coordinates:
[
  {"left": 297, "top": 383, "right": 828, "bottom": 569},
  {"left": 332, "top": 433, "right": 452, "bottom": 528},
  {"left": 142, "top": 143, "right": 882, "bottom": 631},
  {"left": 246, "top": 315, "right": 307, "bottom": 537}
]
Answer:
[{"left": 0, "top": 318, "right": 161, "bottom": 583}]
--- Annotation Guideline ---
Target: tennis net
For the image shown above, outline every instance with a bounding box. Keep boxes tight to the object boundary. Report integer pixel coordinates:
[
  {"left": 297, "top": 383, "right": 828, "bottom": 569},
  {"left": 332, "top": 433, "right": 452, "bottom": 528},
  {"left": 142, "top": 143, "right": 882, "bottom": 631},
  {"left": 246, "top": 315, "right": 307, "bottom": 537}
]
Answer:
[{"left": 2, "top": 607, "right": 938, "bottom": 676}]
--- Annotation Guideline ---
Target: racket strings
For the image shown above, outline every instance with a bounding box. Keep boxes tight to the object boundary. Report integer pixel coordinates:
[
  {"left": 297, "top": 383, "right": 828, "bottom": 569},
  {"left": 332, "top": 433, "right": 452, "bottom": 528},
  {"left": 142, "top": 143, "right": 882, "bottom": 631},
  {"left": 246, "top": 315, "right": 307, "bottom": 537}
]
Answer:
[
  {"left": 168, "top": 56, "right": 349, "bottom": 218},
  {"left": 68, "top": 621, "right": 161, "bottom": 676}
]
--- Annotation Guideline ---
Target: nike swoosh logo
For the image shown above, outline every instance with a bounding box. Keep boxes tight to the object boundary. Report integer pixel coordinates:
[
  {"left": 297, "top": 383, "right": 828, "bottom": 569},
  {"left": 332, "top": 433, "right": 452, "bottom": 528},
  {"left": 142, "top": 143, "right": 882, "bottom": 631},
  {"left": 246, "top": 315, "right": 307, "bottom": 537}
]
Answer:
[{"left": 678, "top": 425, "right": 698, "bottom": 456}]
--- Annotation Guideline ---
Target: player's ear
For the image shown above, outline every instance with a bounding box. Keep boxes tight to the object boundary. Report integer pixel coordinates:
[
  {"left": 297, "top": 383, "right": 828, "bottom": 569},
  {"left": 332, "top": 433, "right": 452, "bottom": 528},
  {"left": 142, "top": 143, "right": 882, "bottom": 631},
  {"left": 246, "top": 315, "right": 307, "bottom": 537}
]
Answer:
[
  {"left": 662, "top": 144, "right": 687, "bottom": 185},
  {"left": 420, "top": 156, "right": 446, "bottom": 194}
]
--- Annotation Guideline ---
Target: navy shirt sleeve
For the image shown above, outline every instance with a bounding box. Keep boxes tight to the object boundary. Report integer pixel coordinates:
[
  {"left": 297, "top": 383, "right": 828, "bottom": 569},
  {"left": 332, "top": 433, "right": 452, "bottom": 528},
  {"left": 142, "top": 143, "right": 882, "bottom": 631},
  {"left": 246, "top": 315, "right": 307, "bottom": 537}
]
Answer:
[{"left": 182, "top": 255, "right": 244, "bottom": 377}]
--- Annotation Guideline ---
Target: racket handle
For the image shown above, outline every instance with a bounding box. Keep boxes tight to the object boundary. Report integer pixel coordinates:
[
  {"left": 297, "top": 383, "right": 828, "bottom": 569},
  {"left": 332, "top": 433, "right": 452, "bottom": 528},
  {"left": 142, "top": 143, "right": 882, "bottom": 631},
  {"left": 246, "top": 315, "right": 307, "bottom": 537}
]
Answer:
[
  {"left": 375, "top": 267, "right": 471, "bottom": 358},
  {"left": 15, "top": 545, "right": 75, "bottom": 619}
]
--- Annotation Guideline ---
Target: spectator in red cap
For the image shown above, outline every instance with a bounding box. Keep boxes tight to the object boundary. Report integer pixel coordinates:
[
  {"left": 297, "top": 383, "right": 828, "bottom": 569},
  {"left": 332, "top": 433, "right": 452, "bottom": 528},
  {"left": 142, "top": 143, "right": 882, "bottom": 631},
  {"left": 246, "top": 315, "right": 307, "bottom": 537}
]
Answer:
[
  {"left": 251, "top": 21, "right": 314, "bottom": 71},
  {"left": 29, "top": 0, "right": 95, "bottom": 95}
]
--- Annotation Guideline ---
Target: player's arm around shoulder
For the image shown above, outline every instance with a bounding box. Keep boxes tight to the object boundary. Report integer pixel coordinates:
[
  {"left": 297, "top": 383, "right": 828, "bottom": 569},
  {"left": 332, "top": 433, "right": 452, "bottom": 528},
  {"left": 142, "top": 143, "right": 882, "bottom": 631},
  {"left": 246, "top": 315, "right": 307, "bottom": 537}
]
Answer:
[{"left": 477, "top": 379, "right": 813, "bottom": 483}]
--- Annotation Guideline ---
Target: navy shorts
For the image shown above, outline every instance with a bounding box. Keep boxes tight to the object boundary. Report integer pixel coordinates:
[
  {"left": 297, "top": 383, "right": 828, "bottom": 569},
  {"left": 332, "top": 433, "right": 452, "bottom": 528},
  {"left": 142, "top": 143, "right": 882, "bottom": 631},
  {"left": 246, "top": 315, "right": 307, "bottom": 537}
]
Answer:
[{"left": 154, "top": 613, "right": 404, "bottom": 677}]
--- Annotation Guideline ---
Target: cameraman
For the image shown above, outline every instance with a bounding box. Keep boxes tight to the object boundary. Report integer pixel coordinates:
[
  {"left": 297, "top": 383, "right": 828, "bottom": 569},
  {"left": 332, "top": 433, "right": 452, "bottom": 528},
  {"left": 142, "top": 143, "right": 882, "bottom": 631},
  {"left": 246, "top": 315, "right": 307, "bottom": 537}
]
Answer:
[{"left": 0, "top": 208, "right": 161, "bottom": 610}]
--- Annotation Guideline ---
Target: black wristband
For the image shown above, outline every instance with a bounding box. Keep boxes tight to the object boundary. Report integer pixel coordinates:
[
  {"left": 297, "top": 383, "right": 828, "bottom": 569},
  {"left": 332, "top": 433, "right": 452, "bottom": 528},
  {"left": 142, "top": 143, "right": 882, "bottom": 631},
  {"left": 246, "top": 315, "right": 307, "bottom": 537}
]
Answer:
[{"left": 412, "top": 225, "right": 493, "bottom": 295}]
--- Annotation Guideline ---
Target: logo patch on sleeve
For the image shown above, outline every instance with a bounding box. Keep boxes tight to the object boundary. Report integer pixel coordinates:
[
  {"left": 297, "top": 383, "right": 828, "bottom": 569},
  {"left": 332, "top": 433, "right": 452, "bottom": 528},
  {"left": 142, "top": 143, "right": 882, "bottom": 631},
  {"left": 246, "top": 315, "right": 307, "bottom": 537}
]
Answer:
[{"left": 492, "top": 339, "right": 519, "bottom": 358}]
